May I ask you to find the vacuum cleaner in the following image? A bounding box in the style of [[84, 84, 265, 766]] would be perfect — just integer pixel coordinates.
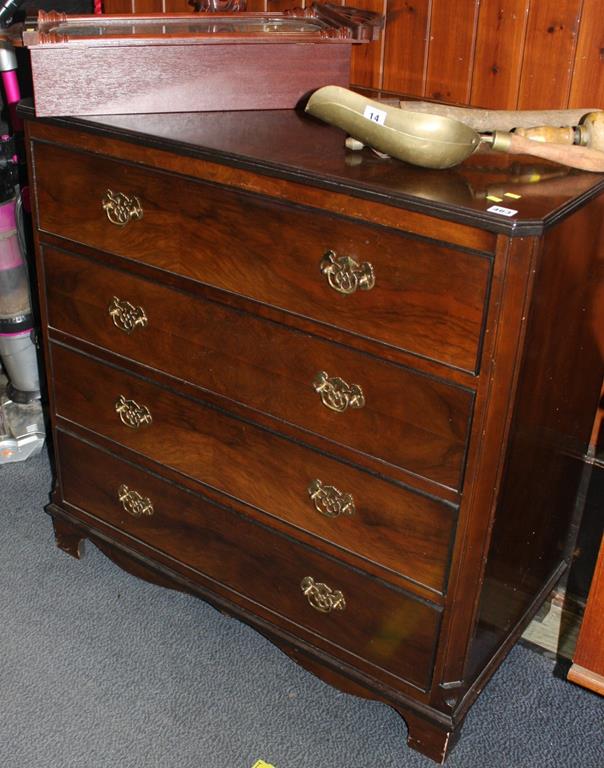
[[0, 140, 45, 463], [0, 3, 45, 463]]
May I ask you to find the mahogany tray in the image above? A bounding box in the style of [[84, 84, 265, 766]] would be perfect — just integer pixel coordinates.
[[14, 6, 382, 116]]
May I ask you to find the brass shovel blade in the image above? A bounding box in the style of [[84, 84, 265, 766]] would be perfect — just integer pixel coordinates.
[[306, 86, 481, 169]]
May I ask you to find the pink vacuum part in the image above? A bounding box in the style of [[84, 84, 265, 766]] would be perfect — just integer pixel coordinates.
[[0, 198, 21, 271], [0, 329, 31, 338], [0, 237, 21, 270], [1, 69, 22, 131], [0, 197, 17, 231]]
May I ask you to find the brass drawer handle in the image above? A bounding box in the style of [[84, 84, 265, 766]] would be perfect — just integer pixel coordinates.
[[115, 394, 153, 429], [313, 371, 365, 412], [102, 189, 143, 227], [108, 296, 148, 334], [117, 484, 154, 518], [301, 576, 346, 614], [308, 479, 355, 518], [320, 250, 375, 295]]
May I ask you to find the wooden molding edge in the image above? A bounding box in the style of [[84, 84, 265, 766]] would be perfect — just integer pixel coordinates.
[[567, 663, 604, 696]]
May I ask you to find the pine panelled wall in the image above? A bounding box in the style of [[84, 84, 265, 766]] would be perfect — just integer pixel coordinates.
[[102, 0, 603, 109]]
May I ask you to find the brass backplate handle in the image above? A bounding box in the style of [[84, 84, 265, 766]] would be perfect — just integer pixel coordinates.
[[102, 189, 143, 227], [320, 250, 375, 295], [301, 576, 346, 613], [313, 371, 365, 412], [308, 479, 355, 518], [117, 484, 154, 518], [108, 296, 148, 334], [115, 394, 153, 429]]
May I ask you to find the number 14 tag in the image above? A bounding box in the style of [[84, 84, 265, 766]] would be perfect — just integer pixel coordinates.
[[363, 105, 387, 125]]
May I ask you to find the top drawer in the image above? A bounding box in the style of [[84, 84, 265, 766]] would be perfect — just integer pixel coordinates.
[[33, 142, 492, 373]]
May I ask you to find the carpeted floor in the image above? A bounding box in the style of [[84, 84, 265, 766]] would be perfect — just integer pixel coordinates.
[[1, 448, 603, 768]]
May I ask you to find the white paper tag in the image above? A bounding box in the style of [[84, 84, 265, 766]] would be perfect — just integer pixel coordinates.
[[487, 204, 518, 217], [363, 105, 387, 125]]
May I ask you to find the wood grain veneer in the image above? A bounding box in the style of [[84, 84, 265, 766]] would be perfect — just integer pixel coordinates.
[[34, 143, 492, 373], [50, 342, 457, 594], [44, 248, 474, 489], [56, 429, 443, 692]]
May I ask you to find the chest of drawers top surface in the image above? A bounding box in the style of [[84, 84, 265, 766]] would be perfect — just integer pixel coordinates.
[[22, 98, 604, 237]]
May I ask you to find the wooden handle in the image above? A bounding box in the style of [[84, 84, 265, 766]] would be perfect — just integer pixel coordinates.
[[581, 112, 604, 151], [514, 125, 576, 145], [514, 112, 604, 151], [492, 132, 604, 172]]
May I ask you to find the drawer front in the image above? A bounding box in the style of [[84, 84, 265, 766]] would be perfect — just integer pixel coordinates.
[[56, 429, 442, 691], [44, 247, 473, 489], [51, 343, 456, 594], [34, 142, 491, 372]]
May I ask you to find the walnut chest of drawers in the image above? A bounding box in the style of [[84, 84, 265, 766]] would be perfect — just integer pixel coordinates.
[[22, 102, 604, 762]]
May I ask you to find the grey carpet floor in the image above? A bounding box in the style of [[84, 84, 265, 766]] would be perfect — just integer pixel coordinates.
[[1, 449, 603, 768]]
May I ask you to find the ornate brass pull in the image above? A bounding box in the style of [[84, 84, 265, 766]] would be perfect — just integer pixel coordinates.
[[300, 576, 346, 614], [320, 250, 375, 295], [102, 189, 143, 227], [117, 484, 154, 518], [108, 296, 148, 334], [308, 479, 355, 518], [115, 394, 152, 429], [313, 371, 365, 412]]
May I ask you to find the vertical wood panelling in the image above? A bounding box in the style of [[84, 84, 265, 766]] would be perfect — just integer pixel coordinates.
[[382, 0, 430, 94], [131, 0, 165, 11], [101, 0, 604, 110], [470, 0, 530, 109], [569, 0, 604, 108], [266, 0, 296, 11], [164, 0, 187, 11], [516, 0, 581, 109], [423, 0, 481, 103], [102, 0, 136, 10], [349, 0, 387, 88]]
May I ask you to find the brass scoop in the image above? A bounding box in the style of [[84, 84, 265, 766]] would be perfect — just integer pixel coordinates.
[[305, 87, 604, 172]]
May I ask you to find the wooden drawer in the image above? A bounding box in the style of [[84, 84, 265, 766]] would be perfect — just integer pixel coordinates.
[[56, 429, 442, 691], [51, 343, 456, 595], [34, 142, 492, 372], [43, 247, 473, 489]]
